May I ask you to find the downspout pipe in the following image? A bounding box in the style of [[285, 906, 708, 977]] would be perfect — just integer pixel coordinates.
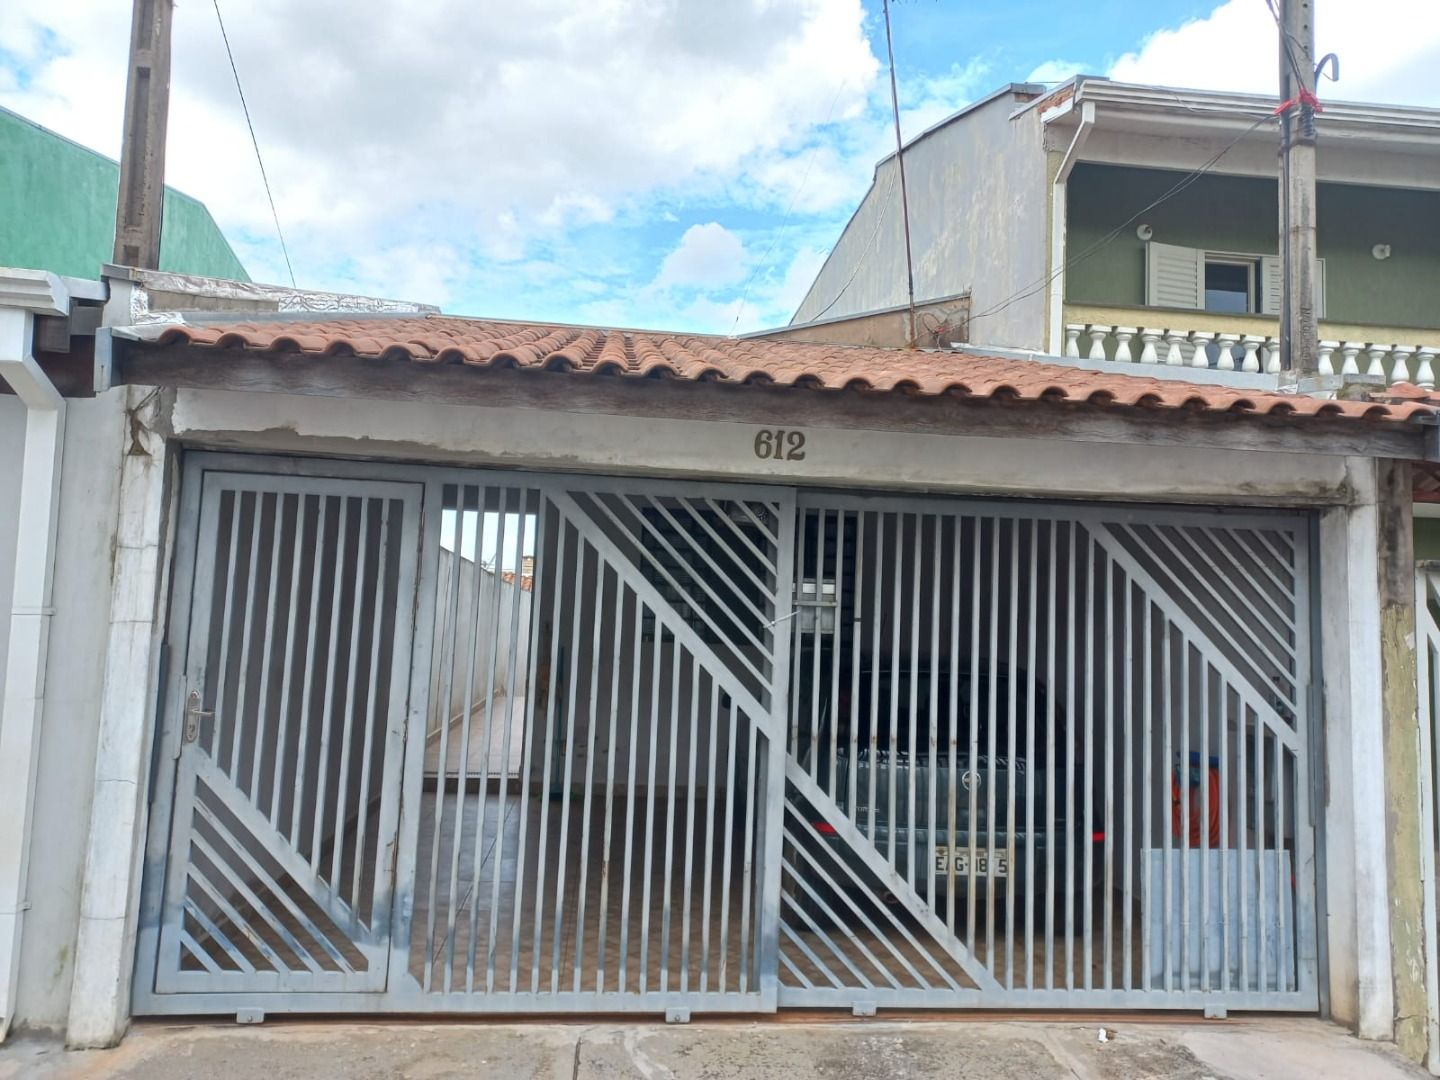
[[0, 271, 70, 1041], [1047, 100, 1096, 354]]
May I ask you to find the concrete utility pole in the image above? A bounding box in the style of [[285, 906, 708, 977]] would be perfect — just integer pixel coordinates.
[[113, 0, 175, 270], [1278, 0, 1320, 377]]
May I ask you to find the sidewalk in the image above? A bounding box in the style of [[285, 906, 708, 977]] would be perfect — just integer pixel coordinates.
[[0, 1015, 1429, 1080]]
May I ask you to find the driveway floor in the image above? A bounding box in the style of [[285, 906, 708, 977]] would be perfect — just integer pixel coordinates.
[[0, 1015, 1429, 1079]]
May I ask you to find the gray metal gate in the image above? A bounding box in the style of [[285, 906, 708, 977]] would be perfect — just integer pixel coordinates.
[[779, 494, 1318, 1012], [135, 455, 1316, 1017]]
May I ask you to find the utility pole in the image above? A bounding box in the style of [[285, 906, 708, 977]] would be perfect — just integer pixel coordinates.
[[113, 0, 175, 269], [1277, 0, 1319, 377], [881, 0, 918, 349]]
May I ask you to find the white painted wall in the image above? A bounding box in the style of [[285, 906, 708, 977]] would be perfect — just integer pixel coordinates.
[[0, 397, 22, 729], [4, 392, 124, 1032]]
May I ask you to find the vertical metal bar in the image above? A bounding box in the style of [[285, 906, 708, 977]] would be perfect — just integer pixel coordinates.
[[1162, 620, 1174, 993], [849, 514, 865, 828], [869, 513, 884, 843], [229, 489, 265, 776], [592, 569, 625, 993], [699, 680, 720, 991], [1103, 543, 1114, 991], [1142, 595, 1153, 992], [909, 511, 921, 895], [290, 496, 327, 845], [1220, 680, 1231, 993], [549, 526, 589, 993], [312, 496, 352, 875], [1257, 706, 1268, 995], [250, 492, 284, 799], [616, 580, 644, 993], [529, 509, 568, 992], [659, 638, 682, 992], [329, 498, 371, 891], [511, 495, 549, 992], [570, 552, 608, 992], [968, 517, 983, 960], [637, 613, 662, 995], [890, 513, 902, 870], [1199, 659, 1211, 993], [1064, 521, 1077, 991], [1238, 697, 1250, 993], [717, 696, 739, 993], [809, 509, 824, 783], [1180, 640, 1192, 993], [209, 491, 243, 762], [948, 514, 961, 938], [489, 494, 531, 993], [832, 510, 845, 801], [456, 489, 493, 992], [1005, 517, 1019, 989], [928, 513, 941, 915], [738, 715, 758, 995], [1122, 577, 1135, 992], [1082, 529, 1095, 990], [1025, 519, 1038, 990], [792, 509, 808, 757], [271, 493, 305, 825], [1046, 520, 1058, 990], [986, 517, 1001, 976], [1277, 734, 1289, 993], [351, 498, 393, 907], [679, 658, 701, 993]]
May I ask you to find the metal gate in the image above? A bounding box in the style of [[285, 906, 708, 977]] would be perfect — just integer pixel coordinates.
[[778, 495, 1318, 1011], [135, 455, 1316, 1017], [1416, 564, 1440, 1074]]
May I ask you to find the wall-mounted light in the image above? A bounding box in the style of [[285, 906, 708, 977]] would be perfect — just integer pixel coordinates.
[[1373, 244, 1392, 260], [1137, 224, 1154, 241]]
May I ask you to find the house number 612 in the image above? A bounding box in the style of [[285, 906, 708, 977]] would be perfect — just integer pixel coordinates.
[[753, 428, 807, 461]]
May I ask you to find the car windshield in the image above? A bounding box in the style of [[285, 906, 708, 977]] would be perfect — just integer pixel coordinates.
[[830, 666, 1060, 765]]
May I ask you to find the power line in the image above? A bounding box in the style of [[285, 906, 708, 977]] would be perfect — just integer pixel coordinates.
[[966, 111, 1274, 327], [804, 168, 900, 323], [212, 0, 296, 287]]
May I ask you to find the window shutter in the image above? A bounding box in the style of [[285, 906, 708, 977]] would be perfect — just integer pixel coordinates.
[[1261, 255, 1326, 318], [1145, 242, 1203, 309]]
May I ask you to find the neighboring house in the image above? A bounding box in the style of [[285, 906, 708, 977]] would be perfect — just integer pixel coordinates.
[[783, 76, 1440, 384], [0, 105, 248, 282], [0, 263, 1437, 1071]]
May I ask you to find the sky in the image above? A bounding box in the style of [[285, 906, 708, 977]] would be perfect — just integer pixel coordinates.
[[1, 1, 1437, 333]]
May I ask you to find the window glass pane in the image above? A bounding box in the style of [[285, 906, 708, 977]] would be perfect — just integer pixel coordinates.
[[1204, 260, 1251, 313]]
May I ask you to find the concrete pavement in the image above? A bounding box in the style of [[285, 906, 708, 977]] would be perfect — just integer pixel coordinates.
[[0, 1016, 1430, 1079]]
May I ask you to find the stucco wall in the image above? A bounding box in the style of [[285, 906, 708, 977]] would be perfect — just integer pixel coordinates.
[[790, 90, 1050, 351], [7, 392, 126, 1031], [0, 108, 249, 282], [0, 397, 23, 718], [1065, 163, 1440, 330]]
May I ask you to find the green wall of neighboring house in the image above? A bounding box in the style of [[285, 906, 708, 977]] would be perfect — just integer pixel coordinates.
[[1065, 163, 1440, 330], [0, 106, 248, 282], [1418, 518, 1440, 561]]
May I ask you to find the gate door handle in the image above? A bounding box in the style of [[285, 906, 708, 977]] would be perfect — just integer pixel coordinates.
[[184, 689, 213, 744]]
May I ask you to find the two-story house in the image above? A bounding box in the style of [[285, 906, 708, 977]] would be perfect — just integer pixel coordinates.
[[782, 77, 1440, 385]]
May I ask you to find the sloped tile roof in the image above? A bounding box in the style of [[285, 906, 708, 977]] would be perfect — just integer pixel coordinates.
[[145, 315, 1437, 424]]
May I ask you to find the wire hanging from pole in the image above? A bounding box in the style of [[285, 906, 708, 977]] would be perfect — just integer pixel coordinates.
[[882, 0, 918, 349], [212, 0, 296, 287]]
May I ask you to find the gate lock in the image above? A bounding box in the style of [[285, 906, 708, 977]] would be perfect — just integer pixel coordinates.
[[184, 689, 213, 744]]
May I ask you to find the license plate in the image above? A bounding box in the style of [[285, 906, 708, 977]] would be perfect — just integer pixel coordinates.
[[935, 847, 1008, 878]]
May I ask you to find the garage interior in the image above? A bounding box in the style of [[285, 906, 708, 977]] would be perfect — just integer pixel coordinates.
[[140, 462, 1318, 1015]]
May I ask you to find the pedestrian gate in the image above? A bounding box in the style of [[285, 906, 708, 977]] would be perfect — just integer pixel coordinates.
[[134, 455, 1318, 1017]]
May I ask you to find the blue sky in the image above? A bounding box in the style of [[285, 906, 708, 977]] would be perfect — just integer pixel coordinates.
[[2, 0, 1436, 333]]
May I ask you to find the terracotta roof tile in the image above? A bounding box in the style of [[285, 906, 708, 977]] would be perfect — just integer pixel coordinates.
[[146, 315, 1438, 425]]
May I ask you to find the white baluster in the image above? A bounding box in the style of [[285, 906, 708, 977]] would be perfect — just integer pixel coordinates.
[[1340, 341, 1362, 375], [1113, 326, 1136, 363], [1087, 324, 1110, 361], [1417, 347, 1438, 390], [1317, 340, 1338, 377], [1163, 330, 1186, 365], [1240, 335, 1264, 373], [1215, 332, 1240, 372], [1138, 328, 1161, 364], [1265, 336, 1282, 374], [1366, 344, 1388, 379], [1064, 324, 1083, 358], [1189, 331, 1215, 368], [1391, 346, 1414, 386]]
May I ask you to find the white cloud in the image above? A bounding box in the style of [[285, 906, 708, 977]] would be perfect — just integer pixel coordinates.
[[1108, 0, 1440, 106], [1026, 59, 1084, 86], [654, 223, 747, 290]]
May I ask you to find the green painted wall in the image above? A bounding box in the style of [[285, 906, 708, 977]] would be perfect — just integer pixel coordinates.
[[1066, 163, 1440, 329], [1416, 518, 1440, 560], [0, 106, 248, 282]]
